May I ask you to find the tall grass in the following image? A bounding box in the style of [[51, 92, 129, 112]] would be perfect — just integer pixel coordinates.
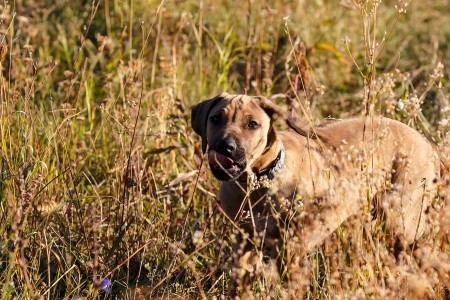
[[0, 0, 448, 298]]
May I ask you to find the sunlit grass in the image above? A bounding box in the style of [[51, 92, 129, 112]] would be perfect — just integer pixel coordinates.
[[0, 0, 449, 298]]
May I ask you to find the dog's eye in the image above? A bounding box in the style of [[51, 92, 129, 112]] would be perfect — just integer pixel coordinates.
[[209, 115, 221, 124], [247, 120, 260, 129]]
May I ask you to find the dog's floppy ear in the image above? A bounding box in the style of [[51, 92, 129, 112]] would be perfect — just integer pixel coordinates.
[[256, 96, 309, 137], [191, 95, 222, 153]]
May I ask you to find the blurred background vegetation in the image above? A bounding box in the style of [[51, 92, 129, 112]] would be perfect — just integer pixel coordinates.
[[0, 0, 449, 298]]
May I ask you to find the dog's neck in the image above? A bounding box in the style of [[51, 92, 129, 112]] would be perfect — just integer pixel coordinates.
[[254, 144, 285, 180], [252, 137, 283, 171], [234, 139, 284, 186]]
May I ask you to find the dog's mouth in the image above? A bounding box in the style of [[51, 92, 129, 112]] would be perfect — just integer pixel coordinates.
[[208, 150, 235, 167], [208, 150, 245, 181]]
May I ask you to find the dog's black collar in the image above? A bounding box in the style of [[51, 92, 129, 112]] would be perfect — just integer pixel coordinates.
[[234, 145, 285, 188], [255, 144, 285, 181]]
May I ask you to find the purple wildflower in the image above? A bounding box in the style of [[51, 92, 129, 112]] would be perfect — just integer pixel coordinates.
[[100, 278, 111, 293]]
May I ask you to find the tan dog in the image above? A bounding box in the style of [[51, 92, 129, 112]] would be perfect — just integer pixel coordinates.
[[191, 93, 441, 296]]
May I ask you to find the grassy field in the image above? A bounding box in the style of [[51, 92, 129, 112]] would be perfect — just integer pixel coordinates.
[[0, 0, 449, 298]]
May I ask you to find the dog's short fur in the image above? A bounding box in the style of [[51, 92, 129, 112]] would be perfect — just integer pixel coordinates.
[[191, 93, 441, 296]]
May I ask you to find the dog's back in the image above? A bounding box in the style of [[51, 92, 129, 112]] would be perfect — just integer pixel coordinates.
[[313, 116, 440, 243]]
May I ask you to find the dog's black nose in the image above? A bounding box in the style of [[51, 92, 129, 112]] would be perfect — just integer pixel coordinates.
[[216, 137, 237, 155]]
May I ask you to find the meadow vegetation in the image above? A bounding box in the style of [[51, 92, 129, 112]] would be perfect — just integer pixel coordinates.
[[0, 0, 449, 298]]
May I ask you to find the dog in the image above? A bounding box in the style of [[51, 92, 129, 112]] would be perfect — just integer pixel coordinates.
[[191, 92, 441, 296]]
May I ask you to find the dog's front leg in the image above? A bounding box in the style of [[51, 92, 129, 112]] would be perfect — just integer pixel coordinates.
[[229, 245, 283, 299], [228, 236, 257, 299], [228, 229, 279, 298], [299, 187, 362, 253], [229, 251, 256, 298]]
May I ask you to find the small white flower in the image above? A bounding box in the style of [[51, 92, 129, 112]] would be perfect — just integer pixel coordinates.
[[343, 36, 351, 45], [409, 96, 419, 104], [439, 119, 449, 126], [192, 230, 203, 246], [396, 99, 405, 110]]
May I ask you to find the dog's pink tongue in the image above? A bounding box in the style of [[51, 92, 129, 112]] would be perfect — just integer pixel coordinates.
[[208, 150, 234, 167]]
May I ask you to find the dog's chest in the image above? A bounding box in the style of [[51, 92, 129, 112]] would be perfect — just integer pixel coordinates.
[[219, 181, 300, 223]]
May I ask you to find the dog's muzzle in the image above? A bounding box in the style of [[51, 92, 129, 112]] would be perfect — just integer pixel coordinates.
[[208, 137, 246, 181]]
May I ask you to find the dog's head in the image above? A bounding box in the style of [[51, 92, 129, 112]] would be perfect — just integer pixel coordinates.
[[191, 93, 305, 181]]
